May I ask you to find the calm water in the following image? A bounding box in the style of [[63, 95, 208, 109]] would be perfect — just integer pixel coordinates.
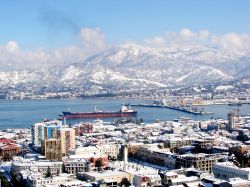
[[0, 98, 250, 129]]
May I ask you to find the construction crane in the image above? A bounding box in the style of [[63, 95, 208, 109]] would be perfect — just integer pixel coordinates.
[[227, 106, 241, 126], [227, 107, 240, 117]]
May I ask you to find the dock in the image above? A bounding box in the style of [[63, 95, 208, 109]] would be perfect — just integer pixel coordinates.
[[127, 103, 214, 115]]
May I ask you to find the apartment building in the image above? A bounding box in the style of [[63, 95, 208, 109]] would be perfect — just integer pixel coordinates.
[[213, 162, 250, 180], [176, 153, 221, 172]]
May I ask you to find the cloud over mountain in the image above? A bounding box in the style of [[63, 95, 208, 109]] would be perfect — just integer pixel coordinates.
[[0, 28, 250, 74], [0, 28, 108, 71], [1, 34, 250, 94]]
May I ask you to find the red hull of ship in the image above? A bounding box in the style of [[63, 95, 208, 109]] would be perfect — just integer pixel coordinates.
[[62, 112, 137, 119]]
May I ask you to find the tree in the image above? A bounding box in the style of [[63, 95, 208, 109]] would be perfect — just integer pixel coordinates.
[[230, 146, 249, 167], [0, 172, 11, 187], [10, 170, 23, 187], [95, 158, 104, 171], [45, 166, 52, 178], [120, 177, 131, 187]]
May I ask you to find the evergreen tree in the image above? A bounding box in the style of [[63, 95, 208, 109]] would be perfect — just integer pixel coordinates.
[[95, 158, 104, 171], [45, 166, 52, 178], [0, 172, 11, 187], [120, 177, 131, 187]]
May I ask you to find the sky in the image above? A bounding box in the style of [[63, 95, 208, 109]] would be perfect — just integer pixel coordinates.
[[0, 0, 250, 70]]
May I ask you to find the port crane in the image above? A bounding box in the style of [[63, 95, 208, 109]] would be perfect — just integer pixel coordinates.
[[227, 107, 240, 117], [227, 106, 241, 126]]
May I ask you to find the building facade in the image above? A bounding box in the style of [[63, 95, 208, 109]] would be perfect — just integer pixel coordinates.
[[176, 153, 223, 172], [63, 156, 90, 174], [12, 157, 63, 177], [213, 162, 250, 181]]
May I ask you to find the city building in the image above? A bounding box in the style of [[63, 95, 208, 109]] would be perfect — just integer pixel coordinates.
[[137, 145, 176, 168], [31, 120, 62, 146], [164, 138, 194, 150], [127, 142, 144, 157], [44, 124, 61, 139], [68, 146, 109, 168], [42, 138, 63, 161], [77, 170, 132, 187], [213, 162, 250, 181], [26, 173, 77, 187], [0, 139, 22, 159], [40, 125, 75, 161], [133, 174, 162, 187], [31, 122, 45, 146], [192, 139, 214, 150], [74, 123, 93, 136], [97, 144, 119, 160], [175, 153, 222, 172], [58, 127, 76, 154], [63, 155, 90, 174], [12, 157, 63, 177]]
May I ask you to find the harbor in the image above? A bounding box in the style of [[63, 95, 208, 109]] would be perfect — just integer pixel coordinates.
[[126, 103, 214, 115], [1, 98, 250, 129]]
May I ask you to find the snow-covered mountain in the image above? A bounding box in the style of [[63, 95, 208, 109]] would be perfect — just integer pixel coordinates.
[[1, 43, 250, 93]]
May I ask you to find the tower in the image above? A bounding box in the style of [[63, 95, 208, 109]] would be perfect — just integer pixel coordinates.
[[123, 144, 128, 172], [228, 112, 235, 131]]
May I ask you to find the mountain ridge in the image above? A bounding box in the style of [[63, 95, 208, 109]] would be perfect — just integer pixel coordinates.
[[1, 43, 250, 94]]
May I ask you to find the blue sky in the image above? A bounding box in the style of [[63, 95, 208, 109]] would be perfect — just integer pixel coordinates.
[[0, 0, 250, 49]]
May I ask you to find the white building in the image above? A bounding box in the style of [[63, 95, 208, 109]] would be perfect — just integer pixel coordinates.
[[133, 174, 162, 187], [213, 162, 250, 181], [12, 157, 63, 177], [97, 144, 119, 159], [31, 122, 45, 146], [26, 173, 76, 187], [77, 170, 131, 187], [68, 146, 101, 156], [62, 155, 90, 174]]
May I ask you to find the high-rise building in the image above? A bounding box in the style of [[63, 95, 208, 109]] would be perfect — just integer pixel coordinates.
[[44, 125, 61, 139], [31, 122, 46, 146], [58, 127, 75, 154], [32, 120, 75, 161], [42, 127, 75, 161], [42, 139, 63, 161], [31, 120, 62, 146]]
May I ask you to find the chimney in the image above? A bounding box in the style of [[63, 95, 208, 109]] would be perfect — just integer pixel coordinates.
[[124, 144, 128, 172]]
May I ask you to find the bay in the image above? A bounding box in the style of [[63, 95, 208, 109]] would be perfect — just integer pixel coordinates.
[[0, 98, 250, 129]]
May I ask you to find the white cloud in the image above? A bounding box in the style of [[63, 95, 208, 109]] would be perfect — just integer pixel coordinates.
[[199, 30, 210, 39], [143, 28, 250, 54], [1, 27, 250, 71], [144, 36, 166, 47], [5, 41, 19, 52], [212, 33, 250, 52], [79, 28, 108, 51], [180, 28, 195, 38], [0, 28, 109, 71]]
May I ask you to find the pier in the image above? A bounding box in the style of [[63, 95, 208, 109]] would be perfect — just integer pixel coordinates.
[[127, 103, 214, 115]]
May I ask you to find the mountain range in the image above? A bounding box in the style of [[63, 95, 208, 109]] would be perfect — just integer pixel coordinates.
[[1, 43, 250, 94]]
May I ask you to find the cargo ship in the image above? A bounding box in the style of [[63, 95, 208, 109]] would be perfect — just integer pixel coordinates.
[[60, 105, 137, 119]]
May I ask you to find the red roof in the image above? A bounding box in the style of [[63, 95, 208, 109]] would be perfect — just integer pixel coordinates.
[[0, 138, 16, 144], [0, 143, 20, 150]]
